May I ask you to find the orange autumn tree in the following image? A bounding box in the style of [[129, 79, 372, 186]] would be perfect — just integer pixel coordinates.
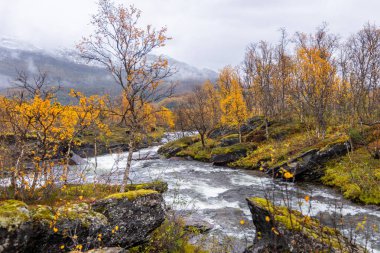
[[218, 67, 248, 143], [292, 26, 339, 138], [295, 48, 338, 137], [77, 0, 174, 191]]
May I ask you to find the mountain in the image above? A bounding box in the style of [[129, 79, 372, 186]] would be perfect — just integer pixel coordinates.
[[0, 37, 217, 101]]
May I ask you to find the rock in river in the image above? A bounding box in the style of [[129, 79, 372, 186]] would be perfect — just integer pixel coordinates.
[[244, 197, 365, 253]]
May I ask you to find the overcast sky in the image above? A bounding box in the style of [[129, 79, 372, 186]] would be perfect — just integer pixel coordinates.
[[0, 0, 379, 70]]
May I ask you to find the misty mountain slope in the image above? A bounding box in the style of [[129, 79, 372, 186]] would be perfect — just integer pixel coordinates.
[[0, 37, 217, 100]]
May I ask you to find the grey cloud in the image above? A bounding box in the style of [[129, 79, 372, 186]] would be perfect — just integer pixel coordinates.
[[0, 0, 379, 70]]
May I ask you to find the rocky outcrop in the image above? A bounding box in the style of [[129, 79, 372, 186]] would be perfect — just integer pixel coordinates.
[[211, 150, 248, 166], [244, 197, 365, 253], [208, 117, 265, 140], [211, 143, 255, 166], [0, 190, 165, 253], [158, 136, 197, 158], [240, 117, 266, 135], [207, 126, 236, 139], [267, 141, 351, 181]]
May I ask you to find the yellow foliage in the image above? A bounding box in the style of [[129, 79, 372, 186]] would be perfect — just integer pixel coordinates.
[[217, 67, 248, 132]]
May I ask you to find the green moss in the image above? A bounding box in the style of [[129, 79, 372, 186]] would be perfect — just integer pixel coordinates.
[[220, 134, 239, 141], [131, 181, 168, 193], [30, 205, 54, 221], [0, 200, 30, 230], [158, 136, 199, 158], [322, 147, 380, 205], [233, 125, 349, 171], [176, 139, 220, 161], [104, 189, 158, 201]]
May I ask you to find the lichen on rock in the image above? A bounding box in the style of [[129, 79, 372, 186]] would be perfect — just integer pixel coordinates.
[[0, 200, 30, 230], [57, 202, 108, 228]]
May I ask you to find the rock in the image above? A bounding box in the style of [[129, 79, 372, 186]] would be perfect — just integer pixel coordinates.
[[220, 135, 240, 147], [240, 116, 265, 135], [69, 153, 88, 165], [92, 191, 165, 248], [158, 136, 197, 158], [184, 216, 214, 234], [0, 190, 165, 253], [244, 197, 365, 253], [0, 200, 32, 253], [208, 127, 236, 139], [211, 143, 254, 166], [267, 141, 351, 181], [211, 150, 248, 166]]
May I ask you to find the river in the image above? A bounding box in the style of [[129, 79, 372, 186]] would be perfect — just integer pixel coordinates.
[[83, 133, 380, 252]]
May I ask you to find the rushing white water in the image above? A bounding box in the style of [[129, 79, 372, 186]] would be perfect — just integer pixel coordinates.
[[83, 133, 380, 252]]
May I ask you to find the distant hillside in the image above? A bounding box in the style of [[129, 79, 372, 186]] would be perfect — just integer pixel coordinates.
[[0, 37, 217, 102]]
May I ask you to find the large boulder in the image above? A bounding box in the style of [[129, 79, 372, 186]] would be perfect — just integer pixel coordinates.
[[0, 190, 165, 253], [92, 191, 165, 248], [267, 141, 351, 181], [244, 197, 365, 253]]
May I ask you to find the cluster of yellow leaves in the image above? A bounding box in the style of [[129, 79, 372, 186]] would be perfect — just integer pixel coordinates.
[[156, 107, 175, 129], [218, 67, 248, 129]]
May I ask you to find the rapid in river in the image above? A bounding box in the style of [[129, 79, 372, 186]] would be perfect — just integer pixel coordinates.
[[82, 133, 380, 252]]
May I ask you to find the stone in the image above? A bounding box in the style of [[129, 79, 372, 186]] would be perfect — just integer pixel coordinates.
[[0, 190, 165, 253], [244, 197, 365, 253], [211, 150, 248, 166], [267, 141, 351, 181]]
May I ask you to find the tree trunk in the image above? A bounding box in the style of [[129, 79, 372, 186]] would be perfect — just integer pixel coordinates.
[[12, 148, 24, 198], [264, 118, 269, 140], [200, 133, 206, 148], [121, 136, 134, 192], [238, 126, 242, 143]]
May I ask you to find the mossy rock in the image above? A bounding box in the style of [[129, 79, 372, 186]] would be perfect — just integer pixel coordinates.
[[125, 181, 168, 193], [30, 205, 54, 222], [247, 197, 365, 253], [211, 143, 255, 156], [104, 189, 158, 201], [158, 136, 198, 157], [0, 200, 30, 230], [57, 202, 108, 228]]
